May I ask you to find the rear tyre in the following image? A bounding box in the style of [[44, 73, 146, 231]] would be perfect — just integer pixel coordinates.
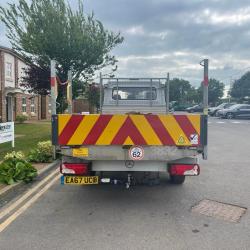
[[210, 111, 215, 116], [169, 175, 185, 184], [226, 112, 234, 119], [214, 111, 219, 117]]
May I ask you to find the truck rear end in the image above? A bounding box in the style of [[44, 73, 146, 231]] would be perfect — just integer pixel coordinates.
[[52, 74, 208, 188]]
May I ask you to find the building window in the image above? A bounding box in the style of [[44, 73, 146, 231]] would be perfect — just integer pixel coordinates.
[[22, 97, 26, 113], [6, 62, 12, 77], [31, 97, 35, 113], [48, 98, 51, 113]]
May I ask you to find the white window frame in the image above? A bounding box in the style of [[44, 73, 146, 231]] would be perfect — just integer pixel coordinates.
[[48, 98, 52, 113], [31, 97, 35, 114], [6, 62, 12, 78], [22, 97, 27, 113]]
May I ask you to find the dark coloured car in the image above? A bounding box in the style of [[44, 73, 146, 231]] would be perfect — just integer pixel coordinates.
[[217, 104, 250, 119], [186, 104, 203, 113], [170, 102, 190, 111], [208, 103, 236, 116]]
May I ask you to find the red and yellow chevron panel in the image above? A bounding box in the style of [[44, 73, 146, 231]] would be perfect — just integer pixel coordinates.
[[57, 114, 202, 146]]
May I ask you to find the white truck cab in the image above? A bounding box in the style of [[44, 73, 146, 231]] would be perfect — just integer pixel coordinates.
[[102, 79, 167, 114]]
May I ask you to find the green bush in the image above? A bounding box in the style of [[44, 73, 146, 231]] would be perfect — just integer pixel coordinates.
[[0, 158, 37, 185], [15, 114, 28, 123], [27, 140, 53, 163]]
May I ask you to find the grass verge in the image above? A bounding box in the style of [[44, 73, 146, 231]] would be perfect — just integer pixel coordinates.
[[0, 122, 51, 159]]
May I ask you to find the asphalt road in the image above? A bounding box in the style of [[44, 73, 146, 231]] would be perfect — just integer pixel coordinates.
[[0, 117, 250, 250]]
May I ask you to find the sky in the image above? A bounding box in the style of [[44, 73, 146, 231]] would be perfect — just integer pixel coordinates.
[[1, 0, 250, 88]]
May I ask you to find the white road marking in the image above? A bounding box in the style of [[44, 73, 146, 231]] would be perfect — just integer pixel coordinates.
[[0, 168, 58, 221], [208, 117, 250, 124], [0, 174, 60, 233]]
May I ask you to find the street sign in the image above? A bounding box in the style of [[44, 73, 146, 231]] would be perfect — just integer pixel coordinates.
[[0, 122, 14, 147]]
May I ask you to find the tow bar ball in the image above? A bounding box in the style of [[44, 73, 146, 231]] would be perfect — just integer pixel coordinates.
[[126, 173, 132, 189]]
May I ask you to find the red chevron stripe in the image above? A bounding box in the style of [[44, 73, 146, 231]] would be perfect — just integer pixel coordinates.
[[146, 115, 175, 145], [111, 116, 146, 145], [83, 115, 112, 145], [174, 115, 200, 145], [59, 115, 84, 145]]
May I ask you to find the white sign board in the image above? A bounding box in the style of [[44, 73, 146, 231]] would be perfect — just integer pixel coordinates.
[[0, 122, 15, 147]]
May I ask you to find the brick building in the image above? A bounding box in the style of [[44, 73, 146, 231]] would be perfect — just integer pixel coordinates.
[[0, 46, 51, 122]]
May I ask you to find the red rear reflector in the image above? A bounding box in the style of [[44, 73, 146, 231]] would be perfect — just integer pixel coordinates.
[[60, 163, 88, 175], [169, 164, 200, 176]]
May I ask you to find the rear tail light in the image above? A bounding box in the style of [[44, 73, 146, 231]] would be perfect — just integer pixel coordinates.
[[60, 163, 89, 175], [169, 164, 200, 176]]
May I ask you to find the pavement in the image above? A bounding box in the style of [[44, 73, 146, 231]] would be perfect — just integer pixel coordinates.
[[0, 116, 250, 250]]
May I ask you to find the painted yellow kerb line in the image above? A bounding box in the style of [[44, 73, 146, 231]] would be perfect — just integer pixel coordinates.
[[0, 174, 60, 233], [0, 168, 58, 221]]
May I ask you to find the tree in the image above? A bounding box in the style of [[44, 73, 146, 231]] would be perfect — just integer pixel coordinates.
[[87, 83, 100, 110], [187, 86, 200, 104], [198, 78, 224, 105], [20, 64, 50, 95], [230, 71, 250, 100], [0, 0, 123, 94], [169, 78, 198, 103]]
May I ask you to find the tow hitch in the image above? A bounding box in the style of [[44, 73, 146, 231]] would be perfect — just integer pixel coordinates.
[[100, 172, 136, 189]]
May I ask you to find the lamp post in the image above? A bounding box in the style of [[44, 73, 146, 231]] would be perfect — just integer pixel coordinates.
[[200, 59, 209, 115], [200, 59, 208, 160], [165, 72, 170, 113]]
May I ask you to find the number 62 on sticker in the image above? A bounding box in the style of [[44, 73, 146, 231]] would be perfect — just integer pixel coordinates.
[[129, 146, 144, 160]]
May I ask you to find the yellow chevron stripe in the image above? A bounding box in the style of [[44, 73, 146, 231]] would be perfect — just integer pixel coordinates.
[[123, 136, 134, 145], [58, 115, 71, 135], [67, 115, 99, 145], [130, 115, 162, 145], [158, 115, 191, 146], [96, 115, 127, 145], [187, 115, 201, 135], [58, 114, 201, 146]]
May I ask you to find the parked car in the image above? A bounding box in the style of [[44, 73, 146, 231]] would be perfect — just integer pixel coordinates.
[[170, 102, 190, 111], [217, 104, 250, 119], [186, 104, 203, 113], [208, 103, 236, 116]]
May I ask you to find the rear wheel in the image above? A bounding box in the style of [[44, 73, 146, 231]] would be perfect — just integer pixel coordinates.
[[226, 112, 234, 119], [169, 175, 185, 184], [214, 110, 219, 117]]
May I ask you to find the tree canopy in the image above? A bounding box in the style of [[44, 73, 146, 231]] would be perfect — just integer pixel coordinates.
[[198, 78, 224, 105], [169, 78, 199, 104], [230, 71, 250, 99], [169, 78, 224, 106], [0, 0, 123, 94]]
